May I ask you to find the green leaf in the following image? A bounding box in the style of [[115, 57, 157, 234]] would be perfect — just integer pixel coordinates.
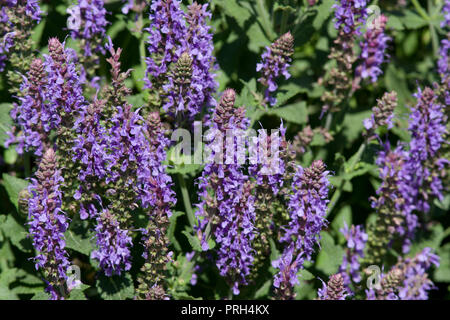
[[213, 0, 251, 29], [68, 284, 90, 300], [268, 102, 308, 125], [182, 230, 202, 252], [31, 291, 51, 300], [315, 232, 344, 275], [341, 110, 372, 144], [3, 146, 18, 165], [65, 225, 95, 256], [0, 104, 14, 145], [273, 83, 303, 108], [401, 10, 428, 29], [312, 0, 334, 30], [410, 224, 446, 254], [435, 244, 450, 282], [298, 269, 315, 281], [386, 15, 404, 30], [2, 174, 28, 211], [168, 211, 184, 251], [254, 280, 271, 299], [96, 273, 134, 300], [0, 215, 32, 253], [331, 205, 352, 240], [0, 286, 18, 300], [246, 21, 271, 53]]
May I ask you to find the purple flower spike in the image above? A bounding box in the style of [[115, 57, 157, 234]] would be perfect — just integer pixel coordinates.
[[67, 0, 108, 57], [195, 89, 256, 295], [438, 1, 450, 76], [28, 148, 70, 300], [145, 0, 187, 88], [6, 58, 49, 156], [274, 160, 332, 299], [339, 223, 368, 287], [333, 0, 368, 35], [257, 32, 294, 106], [356, 14, 391, 83], [318, 273, 349, 300], [91, 209, 133, 276]]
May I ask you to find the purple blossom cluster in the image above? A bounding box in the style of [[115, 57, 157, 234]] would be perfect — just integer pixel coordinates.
[[248, 124, 287, 195], [6, 38, 86, 156], [356, 14, 391, 83], [256, 32, 294, 106], [339, 223, 368, 286], [91, 209, 133, 276], [333, 0, 368, 35], [43, 38, 86, 127], [163, 3, 217, 119], [67, 0, 108, 57], [145, 0, 187, 84], [363, 91, 397, 132], [273, 160, 331, 298], [438, 1, 450, 76], [73, 41, 176, 278], [0, 0, 42, 71], [27, 148, 70, 300], [399, 87, 447, 251], [366, 248, 440, 300], [145, 0, 217, 120], [7, 58, 48, 156], [72, 99, 111, 192], [195, 89, 256, 295], [317, 273, 349, 300]]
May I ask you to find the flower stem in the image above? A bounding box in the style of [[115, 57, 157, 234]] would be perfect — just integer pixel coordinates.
[[177, 173, 195, 229], [327, 141, 367, 216]]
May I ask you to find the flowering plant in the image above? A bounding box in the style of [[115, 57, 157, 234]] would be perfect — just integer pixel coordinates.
[[0, 0, 448, 300]]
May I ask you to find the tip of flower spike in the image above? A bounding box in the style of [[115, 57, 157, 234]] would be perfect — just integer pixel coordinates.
[[43, 148, 56, 163], [147, 111, 161, 127], [220, 88, 236, 107], [272, 32, 294, 58], [30, 58, 44, 70], [48, 37, 63, 55]]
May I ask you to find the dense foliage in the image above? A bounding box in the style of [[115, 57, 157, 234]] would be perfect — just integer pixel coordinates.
[[0, 0, 449, 300]]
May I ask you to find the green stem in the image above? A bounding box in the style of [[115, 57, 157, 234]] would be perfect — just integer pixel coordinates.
[[139, 13, 147, 79], [256, 0, 275, 40], [24, 153, 31, 178], [411, 0, 429, 21], [327, 142, 367, 216], [324, 112, 333, 131], [177, 173, 195, 229], [280, 9, 289, 34]]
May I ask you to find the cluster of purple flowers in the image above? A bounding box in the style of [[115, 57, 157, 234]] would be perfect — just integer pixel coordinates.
[[317, 273, 349, 300], [195, 89, 256, 295], [145, 0, 217, 120], [67, 0, 108, 57], [256, 32, 294, 106], [274, 160, 331, 299], [356, 14, 391, 83], [399, 87, 447, 251], [27, 148, 70, 299], [438, 1, 450, 76], [366, 248, 440, 300], [7, 58, 48, 156], [0, 0, 42, 71], [248, 124, 287, 195], [363, 91, 397, 132], [91, 209, 133, 276], [6, 38, 86, 156], [339, 223, 368, 286], [333, 0, 368, 35]]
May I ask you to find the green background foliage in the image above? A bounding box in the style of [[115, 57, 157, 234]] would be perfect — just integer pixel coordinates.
[[0, 0, 449, 299]]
